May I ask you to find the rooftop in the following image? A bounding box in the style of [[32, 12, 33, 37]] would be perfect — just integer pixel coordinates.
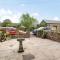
[[44, 20, 60, 24]]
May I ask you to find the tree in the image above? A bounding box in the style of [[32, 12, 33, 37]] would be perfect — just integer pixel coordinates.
[[2, 19, 12, 27], [0, 21, 2, 27], [40, 20, 47, 27], [20, 13, 37, 31]]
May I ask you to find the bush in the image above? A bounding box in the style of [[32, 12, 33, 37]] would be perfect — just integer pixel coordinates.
[[42, 31, 47, 38], [36, 30, 43, 37], [36, 30, 47, 38]]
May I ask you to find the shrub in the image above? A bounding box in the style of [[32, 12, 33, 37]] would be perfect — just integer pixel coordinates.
[[37, 30, 47, 38], [42, 31, 47, 38], [36, 30, 43, 37]]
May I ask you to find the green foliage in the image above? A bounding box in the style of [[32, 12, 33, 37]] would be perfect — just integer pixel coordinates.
[[42, 31, 47, 38], [40, 20, 47, 27], [36, 24, 40, 28], [11, 23, 19, 28], [20, 13, 37, 31], [37, 30, 47, 38], [2, 19, 12, 27], [37, 30, 43, 37]]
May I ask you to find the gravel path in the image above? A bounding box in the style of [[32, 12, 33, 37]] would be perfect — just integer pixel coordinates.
[[23, 37, 60, 60], [0, 36, 60, 60], [0, 39, 22, 60]]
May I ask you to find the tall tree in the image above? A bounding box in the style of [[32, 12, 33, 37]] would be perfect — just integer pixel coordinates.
[[20, 13, 37, 31], [40, 20, 47, 27], [2, 19, 12, 27]]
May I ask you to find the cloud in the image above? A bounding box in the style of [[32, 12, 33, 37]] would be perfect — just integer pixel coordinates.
[[7, 10, 12, 15], [20, 4, 25, 7], [0, 8, 13, 16], [0, 9, 40, 23], [0, 8, 21, 23], [31, 12, 40, 19], [53, 17, 59, 20], [32, 12, 39, 16]]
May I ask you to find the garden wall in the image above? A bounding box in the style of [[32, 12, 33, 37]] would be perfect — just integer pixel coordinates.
[[36, 30, 60, 42], [47, 32, 60, 42]]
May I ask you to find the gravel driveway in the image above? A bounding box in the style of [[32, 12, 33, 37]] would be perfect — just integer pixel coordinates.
[[0, 36, 60, 60]]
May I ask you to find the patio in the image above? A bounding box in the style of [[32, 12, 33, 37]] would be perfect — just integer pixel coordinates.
[[0, 36, 60, 60]]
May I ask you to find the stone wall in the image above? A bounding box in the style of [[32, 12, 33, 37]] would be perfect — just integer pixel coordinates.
[[47, 31, 60, 42]]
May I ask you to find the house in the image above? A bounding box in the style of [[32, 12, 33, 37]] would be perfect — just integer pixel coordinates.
[[40, 20, 60, 32]]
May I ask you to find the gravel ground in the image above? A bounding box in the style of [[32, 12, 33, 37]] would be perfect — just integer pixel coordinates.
[[0, 39, 22, 60], [0, 36, 60, 60]]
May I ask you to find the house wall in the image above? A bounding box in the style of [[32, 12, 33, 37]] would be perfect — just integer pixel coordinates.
[[47, 23, 60, 33]]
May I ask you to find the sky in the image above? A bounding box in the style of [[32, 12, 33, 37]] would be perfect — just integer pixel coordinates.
[[0, 0, 60, 23]]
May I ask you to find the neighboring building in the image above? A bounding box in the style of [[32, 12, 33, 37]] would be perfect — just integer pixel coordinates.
[[40, 20, 60, 32]]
